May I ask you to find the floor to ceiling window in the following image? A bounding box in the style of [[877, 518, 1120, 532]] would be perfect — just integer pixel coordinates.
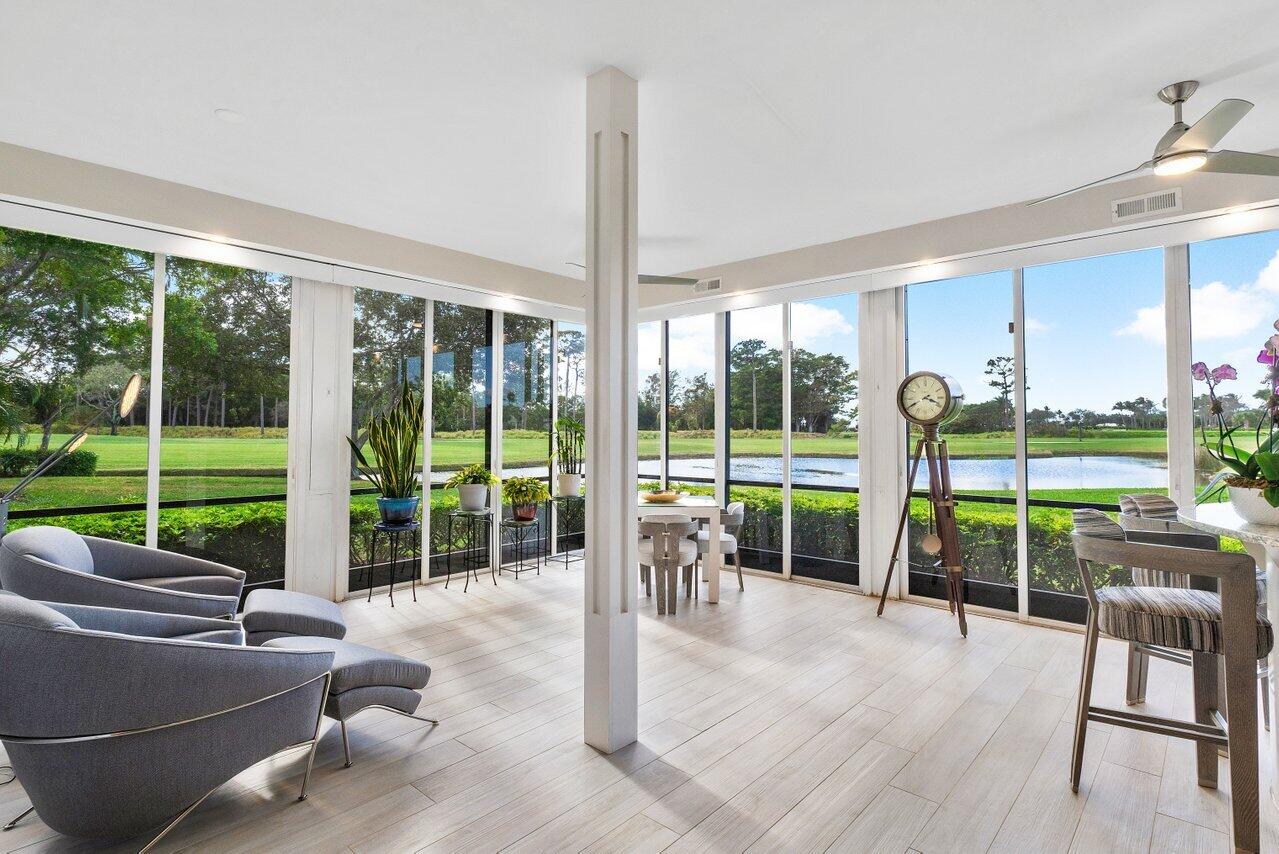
[[790, 294, 860, 585], [637, 320, 663, 485], [1188, 229, 1279, 494], [906, 271, 1018, 613], [1025, 249, 1166, 622], [429, 301, 492, 577], [727, 305, 784, 572], [347, 289, 425, 592], [555, 321, 586, 551], [159, 257, 291, 592], [501, 312, 552, 559], [666, 314, 716, 488], [0, 227, 153, 540]]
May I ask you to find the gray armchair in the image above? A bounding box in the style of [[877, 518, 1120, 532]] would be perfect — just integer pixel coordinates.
[[0, 525, 245, 618], [0, 592, 333, 850]]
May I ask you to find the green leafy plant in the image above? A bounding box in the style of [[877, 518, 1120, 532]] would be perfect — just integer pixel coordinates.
[[641, 480, 666, 493], [346, 382, 424, 499], [444, 463, 498, 488], [1193, 350, 1279, 506], [555, 417, 584, 475], [0, 448, 98, 478], [502, 475, 550, 507]]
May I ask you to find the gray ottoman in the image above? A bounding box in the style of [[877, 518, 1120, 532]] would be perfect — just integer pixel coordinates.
[[262, 636, 434, 767], [241, 589, 346, 646]]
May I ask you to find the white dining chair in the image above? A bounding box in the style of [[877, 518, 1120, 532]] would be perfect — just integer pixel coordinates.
[[639, 514, 698, 615], [694, 502, 746, 593]]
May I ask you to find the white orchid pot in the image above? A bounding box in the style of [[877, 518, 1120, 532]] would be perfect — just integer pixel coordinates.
[[456, 483, 489, 512], [556, 473, 582, 497], [1228, 485, 1279, 526]]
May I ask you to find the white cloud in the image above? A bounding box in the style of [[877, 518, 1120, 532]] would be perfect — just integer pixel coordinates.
[[791, 302, 854, 349], [1023, 316, 1050, 334], [1117, 248, 1279, 343]]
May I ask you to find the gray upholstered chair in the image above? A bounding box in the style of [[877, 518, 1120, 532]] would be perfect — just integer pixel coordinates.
[[695, 501, 746, 592], [638, 515, 698, 615], [1116, 494, 1270, 726], [0, 525, 245, 618], [0, 592, 333, 851]]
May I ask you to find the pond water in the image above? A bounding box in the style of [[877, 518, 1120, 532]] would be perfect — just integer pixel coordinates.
[[649, 454, 1169, 491]]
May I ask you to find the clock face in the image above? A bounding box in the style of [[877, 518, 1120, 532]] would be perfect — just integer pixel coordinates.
[[897, 371, 963, 426]]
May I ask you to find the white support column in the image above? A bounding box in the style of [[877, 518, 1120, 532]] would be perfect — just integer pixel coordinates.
[[659, 321, 669, 489], [549, 320, 560, 556], [490, 310, 505, 566], [583, 64, 639, 754], [145, 253, 166, 549], [285, 278, 354, 600], [1012, 270, 1030, 621], [714, 311, 728, 506], [859, 287, 906, 598], [781, 303, 793, 579], [422, 299, 434, 580], [1165, 244, 1195, 510]]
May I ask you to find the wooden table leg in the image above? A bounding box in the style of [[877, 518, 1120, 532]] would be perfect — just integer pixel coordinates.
[[707, 510, 722, 604], [1221, 571, 1261, 852]]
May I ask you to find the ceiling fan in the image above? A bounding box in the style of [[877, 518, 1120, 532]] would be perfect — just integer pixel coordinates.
[[1029, 80, 1279, 206], [564, 261, 698, 286]]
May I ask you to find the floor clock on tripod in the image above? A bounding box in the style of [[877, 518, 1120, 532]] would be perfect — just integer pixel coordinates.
[[876, 370, 969, 637]]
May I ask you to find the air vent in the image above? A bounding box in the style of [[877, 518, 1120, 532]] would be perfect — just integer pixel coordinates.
[[694, 277, 722, 294], [1111, 188, 1182, 223]]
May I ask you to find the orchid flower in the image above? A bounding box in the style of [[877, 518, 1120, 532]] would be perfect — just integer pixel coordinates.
[[1191, 361, 1209, 381], [1210, 364, 1237, 382]]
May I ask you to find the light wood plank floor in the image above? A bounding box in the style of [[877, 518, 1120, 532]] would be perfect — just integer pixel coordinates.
[[4, 564, 1279, 853]]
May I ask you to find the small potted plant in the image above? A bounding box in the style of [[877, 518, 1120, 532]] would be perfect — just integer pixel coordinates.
[[445, 463, 498, 512], [503, 475, 550, 521], [555, 417, 584, 497], [347, 381, 424, 524], [1194, 324, 1279, 524]]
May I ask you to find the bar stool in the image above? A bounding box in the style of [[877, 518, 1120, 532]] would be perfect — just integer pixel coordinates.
[[1070, 509, 1271, 853], [1117, 494, 1270, 727], [639, 515, 698, 615]]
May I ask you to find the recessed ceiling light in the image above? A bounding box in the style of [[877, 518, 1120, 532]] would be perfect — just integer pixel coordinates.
[[213, 108, 245, 124]]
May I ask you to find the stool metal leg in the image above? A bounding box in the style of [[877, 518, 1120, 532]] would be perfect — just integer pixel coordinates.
[[341, 720, 353, 768]]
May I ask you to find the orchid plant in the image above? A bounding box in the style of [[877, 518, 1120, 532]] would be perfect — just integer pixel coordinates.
[[1195, 320, 1279, 506]]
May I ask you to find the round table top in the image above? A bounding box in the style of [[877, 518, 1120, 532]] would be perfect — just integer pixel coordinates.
[[1178, 502, 1279, 547]]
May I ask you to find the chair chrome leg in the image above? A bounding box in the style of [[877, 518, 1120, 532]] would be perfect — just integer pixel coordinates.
[[2, 806, 34, 831], [337, 707, 439, 768], [298, 671, 333, 801], [138, 789, 216, 854], [341, 720, 353, 768]]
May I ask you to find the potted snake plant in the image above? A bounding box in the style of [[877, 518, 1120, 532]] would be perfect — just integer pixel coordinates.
[[347, 381, 424, 525], [503, 475, 550, 521], [445, 463, 498, 512], [555, 417, 584, 497]]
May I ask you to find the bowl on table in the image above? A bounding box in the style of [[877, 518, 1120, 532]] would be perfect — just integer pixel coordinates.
[[642, 491, 686, 503]]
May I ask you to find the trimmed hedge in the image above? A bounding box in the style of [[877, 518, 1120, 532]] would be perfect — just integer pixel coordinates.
[[0, 448, 99, 477], [10, 482, 1151, 599]]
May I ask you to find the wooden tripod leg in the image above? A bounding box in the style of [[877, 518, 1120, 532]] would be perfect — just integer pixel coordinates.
[[878, 438, 926, 617], [922, 440, 953, 613], [938, 439, 967, 637]]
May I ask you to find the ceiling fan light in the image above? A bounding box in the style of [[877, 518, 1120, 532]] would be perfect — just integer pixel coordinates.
[[1154, 151, 1208, 176]]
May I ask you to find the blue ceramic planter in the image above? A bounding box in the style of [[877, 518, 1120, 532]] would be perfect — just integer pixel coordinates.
[[377, 496, 420, 525]]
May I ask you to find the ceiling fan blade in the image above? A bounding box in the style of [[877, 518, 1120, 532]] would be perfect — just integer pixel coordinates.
[[1026, 162, 1151, 206], [565, 261, 698, 286], [1201, 149, 1279, 177], [639, 274, 700, 286], [1168, 99, 1253, 153]]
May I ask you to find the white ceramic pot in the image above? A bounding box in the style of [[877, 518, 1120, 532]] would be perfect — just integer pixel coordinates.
[[1228, 485, 1279, 526], [456, 483, 489, 512], [556, 472, 582, 497]]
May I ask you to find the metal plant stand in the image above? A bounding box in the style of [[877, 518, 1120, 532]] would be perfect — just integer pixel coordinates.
[[445, 509, 494, 592], [549, 494, 585, 569], [500, 517, 542, 579], [368, 520, 420, 606]]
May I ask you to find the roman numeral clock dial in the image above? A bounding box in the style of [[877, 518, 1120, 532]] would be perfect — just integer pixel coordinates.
[[896, 371, 963, 427]]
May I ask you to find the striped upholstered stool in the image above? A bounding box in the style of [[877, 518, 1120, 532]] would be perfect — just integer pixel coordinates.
[[1071, 510, 1271, 852], [1114, 495, 1270, 726]]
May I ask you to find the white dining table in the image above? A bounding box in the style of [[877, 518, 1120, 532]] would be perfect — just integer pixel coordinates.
[[1178, 501, 1279, 808], [636, 493, 723, 603]]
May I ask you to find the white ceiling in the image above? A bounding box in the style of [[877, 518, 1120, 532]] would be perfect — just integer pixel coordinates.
[[5, 1, 1279, 277]]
